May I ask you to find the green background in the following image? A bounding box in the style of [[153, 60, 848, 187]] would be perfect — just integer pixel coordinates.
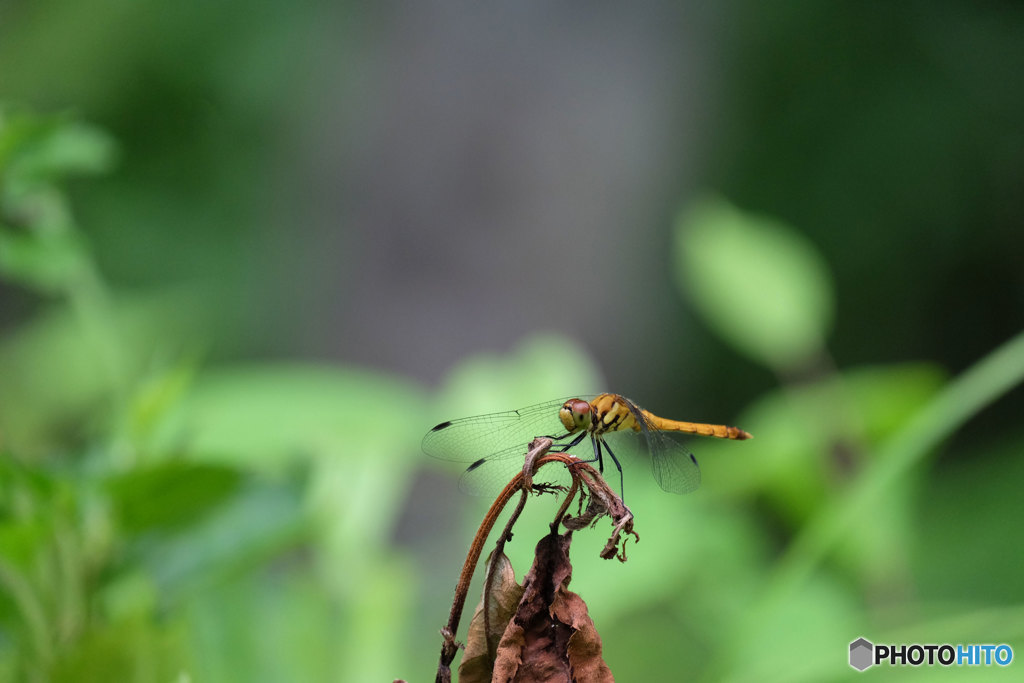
[[2, 2, 1023, 681]]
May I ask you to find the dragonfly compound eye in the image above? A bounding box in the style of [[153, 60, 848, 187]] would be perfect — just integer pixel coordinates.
[[559, 399, 591, 432]]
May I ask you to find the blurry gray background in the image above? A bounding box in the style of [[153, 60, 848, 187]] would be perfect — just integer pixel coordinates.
[[287, 2, 719, 394]]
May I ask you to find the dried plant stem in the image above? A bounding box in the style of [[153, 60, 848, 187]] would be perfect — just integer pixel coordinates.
[[435, 441, 633, 682], [437, 476, 522, 682], [437, 441, 581, 681], [482, 489, 529, 662], [549, 466, 582, 532]]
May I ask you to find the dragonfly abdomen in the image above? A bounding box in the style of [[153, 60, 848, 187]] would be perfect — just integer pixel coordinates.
[[645, 415, 752, 440]]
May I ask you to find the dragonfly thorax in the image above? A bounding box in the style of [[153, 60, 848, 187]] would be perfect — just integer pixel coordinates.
[[588, 393, 642, 435], [558, 398, 593, 434]]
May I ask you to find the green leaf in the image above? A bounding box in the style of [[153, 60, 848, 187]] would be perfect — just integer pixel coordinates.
[[119, 358, 199, 451], [674, 197, 835, 371], [913, 438, 1024, 603], [48, 614, 189, 683], [135, 481, 307, 602], [767, 328, 1024, 602], [104, 462, 243, 535], [0, 520, 51, 571], [168, 364, 425, 467], [183, 573, 334, 683], [0, 228, 90, 291], [571, 496, 764, 626], [715, 573, 861, 683], [702, 363, 945, 518], [0, 110, 115, 184], [0, 289, 212, 455]]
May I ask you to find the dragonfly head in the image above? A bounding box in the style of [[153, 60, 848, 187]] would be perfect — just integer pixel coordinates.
[[558, 398, 592, 434]]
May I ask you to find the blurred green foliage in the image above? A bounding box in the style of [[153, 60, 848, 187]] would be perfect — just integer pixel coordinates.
[[2, 106, 1022, 682], [0, 107, 418, 681], [676, 198, 834, 373]]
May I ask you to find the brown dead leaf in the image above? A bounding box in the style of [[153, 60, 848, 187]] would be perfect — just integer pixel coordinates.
[[459, 551, 525, 683], [491, 532, 614, 682], [561, 491, 606, 531]]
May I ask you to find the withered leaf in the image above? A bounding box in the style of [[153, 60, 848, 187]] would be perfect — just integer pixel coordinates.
[[491, 532, 614, 682], [459, 551, 525, 683]]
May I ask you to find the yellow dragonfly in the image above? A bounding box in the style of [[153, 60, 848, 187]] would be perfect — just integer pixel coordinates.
[[423, 393, 751, 497]]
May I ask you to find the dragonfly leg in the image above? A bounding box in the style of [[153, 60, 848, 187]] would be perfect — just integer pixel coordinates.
[[558, 436, 626, 500], [573, 434, 607, 472], [600, 437, 625, 500], [567, 433, 601, 466], [552, 430, 588, 452]]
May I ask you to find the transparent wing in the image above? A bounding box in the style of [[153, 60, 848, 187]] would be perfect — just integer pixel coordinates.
[[423, 396, 597, 497], [609, 397, 702, 494], [646, 431, 702, 494], [456, 443, 582, 497], [421, 397, 585, 463]]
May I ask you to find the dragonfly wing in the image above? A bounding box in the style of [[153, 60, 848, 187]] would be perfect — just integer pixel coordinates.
[[647, 432, 701, 493], [421, 398, 571, 463], [456, 444, 531, 496], [424, 397, 599, 496], [457, 443, 577, 497], [618, 396, 702, 494]]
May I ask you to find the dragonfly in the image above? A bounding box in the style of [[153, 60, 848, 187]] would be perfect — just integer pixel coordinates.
[[422, 393, 751, 497]]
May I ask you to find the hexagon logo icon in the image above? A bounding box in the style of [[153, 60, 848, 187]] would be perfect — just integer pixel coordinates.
[[850, 637, 874, 671]]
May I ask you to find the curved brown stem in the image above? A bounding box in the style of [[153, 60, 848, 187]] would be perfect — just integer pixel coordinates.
[[435, 440, 618, 681], [436, 475, 522, 682], [437, 439, 569, 681], [482, 488, 529, 663], [549, 463, 582, 532]]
